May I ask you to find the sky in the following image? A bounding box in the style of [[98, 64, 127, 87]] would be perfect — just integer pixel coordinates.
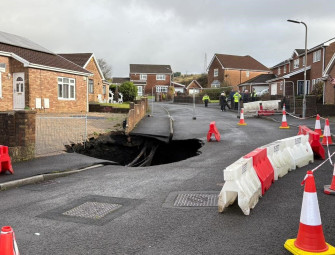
[[1, 0, 335, 77]]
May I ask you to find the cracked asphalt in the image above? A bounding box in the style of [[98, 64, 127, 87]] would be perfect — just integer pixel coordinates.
[[1, 101, 334, 255]]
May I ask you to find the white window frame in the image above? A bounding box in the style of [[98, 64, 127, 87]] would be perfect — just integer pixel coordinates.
[[58, 77, 76, 100], [302, 56, 306, 66], [88, 79, 94, 94], [214, 68, 218, 77], [277, 67, 281, 75], [211, 83, 220, 88], [156, 74, 166, 80], [246, 71, 250, 78], [156, 85, 168, 93], [284, 65, 286, 73], [140, 74, 147, 80], [0, 72, 2, 98], [313, 50, 321, 63], [103, 85, 106, 95], [293, 59, 299, 69]]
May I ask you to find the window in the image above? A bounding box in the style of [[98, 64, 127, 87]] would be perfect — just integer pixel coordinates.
[[246, 71, 250, 78], [156, 86, 168, 93], [0, 72, 2, 98], [156, 74, 166, 80], [103, 85, 106, 95], [58, 77, 76, 99], [294, 59, 299, 69], [137, 86, 143, 96], [284, 65, 286, 73], [140, 74, 147, 80], [277, 67, 281, 75], [214, 68, 218, 77], [88, 79, 94, 94], [313, 50, 321, 63]]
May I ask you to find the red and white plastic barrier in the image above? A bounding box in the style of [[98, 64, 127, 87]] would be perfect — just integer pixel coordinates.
[[261, 141, 291, 180], [279, 135, 313, 169], [218, 157, 261, 215], [244, 148, 274, 195]]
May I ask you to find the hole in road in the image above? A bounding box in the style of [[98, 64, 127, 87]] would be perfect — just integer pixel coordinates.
[[66, 132, 203, 167]]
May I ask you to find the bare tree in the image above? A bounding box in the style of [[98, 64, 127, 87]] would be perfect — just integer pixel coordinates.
[[97, 58, 112, 79]]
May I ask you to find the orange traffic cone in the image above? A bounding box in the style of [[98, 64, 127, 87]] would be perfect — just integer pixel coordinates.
[[279, 110, 290, 129], [314, 114, 323, 137], [324, 164, 335, 195], [238, 108, 247, 126], [322, 119, 333, 145], [0, 226, 20, 255], [284, 171, 335, 254], [283, 103, 286, 111]]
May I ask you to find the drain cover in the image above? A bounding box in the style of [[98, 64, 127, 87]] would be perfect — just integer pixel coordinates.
[[174, 193, 218, 207], [37, 195, 143, 226], [163, 191, 219, 208], [62, 202, 122, 219]]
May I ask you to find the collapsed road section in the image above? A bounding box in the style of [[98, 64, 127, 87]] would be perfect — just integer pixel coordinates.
[[67, 132, 203, 167]]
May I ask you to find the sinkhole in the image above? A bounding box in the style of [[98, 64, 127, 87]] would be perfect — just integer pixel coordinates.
[[67, 132, 204, 167]]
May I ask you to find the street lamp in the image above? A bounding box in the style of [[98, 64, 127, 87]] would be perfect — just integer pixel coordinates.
[[287, 19, 307, 118]]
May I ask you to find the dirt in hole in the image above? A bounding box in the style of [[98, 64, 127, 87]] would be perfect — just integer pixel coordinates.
[[66, 131, 203, 167]]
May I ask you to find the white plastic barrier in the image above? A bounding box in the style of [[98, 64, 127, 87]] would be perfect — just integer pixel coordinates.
[[218, 157, 262, 215], [261, 100, 281, 110], [280, 135, 314, 169], [262, 141, 292, 180], [243, 101, 261, 113]]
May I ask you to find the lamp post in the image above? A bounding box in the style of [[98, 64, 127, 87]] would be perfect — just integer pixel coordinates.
[[287, 19, 307, 118]]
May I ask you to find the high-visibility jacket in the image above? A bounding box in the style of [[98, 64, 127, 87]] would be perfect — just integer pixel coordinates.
[[202, 95, 210, 101], [233, 92, 241, 102]]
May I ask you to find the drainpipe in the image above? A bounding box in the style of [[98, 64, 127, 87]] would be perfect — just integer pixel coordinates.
[[322, 47, 325, 105], [86, 76, 89, 112]]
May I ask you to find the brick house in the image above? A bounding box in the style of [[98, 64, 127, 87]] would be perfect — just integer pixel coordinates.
[[322, 47, 335, 104], [269, 37, 335, 103], [0, 31, 91, 113], [186, 80, 202, 94], [59, 53, 106, 103], [130, 64, 173, 95], [207, 54, 270, 91]]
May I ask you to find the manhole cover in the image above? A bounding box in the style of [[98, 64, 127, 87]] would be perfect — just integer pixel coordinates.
[[62, 202, 122, 219], [173, 193, 218, 207]]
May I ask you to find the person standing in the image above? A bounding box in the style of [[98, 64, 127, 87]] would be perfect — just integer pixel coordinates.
[[202, 94, 210, 107], [251, 88, 257, 101], [219, 92, 230, 111], [229, 90, 235, 109], [233, 90, 241, 110]]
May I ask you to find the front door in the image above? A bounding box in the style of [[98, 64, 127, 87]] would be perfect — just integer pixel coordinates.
[[13, 72, 25, 110]]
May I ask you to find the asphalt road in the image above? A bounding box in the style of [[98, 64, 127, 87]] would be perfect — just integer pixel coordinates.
[[1, 102, 334, 255]]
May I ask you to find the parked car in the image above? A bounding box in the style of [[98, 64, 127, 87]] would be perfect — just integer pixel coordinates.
[[256, 88, 269, 97]]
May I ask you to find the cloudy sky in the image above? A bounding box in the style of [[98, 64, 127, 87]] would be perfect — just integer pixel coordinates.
[[1, 0, 335, 77]]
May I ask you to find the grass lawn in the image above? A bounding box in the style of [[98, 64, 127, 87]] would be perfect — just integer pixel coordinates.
[[100, 103, 130, 109], [210, 100, 219, 103]]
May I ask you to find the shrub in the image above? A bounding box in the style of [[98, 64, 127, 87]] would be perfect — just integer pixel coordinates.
[[199, 88, 225, 100], [119, 82, 137, 102], [310, 81, 324, 103]]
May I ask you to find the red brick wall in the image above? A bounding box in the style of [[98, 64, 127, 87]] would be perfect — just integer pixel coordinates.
[[27, 68, 87, 113], [126, 98, 148, 134], [207, 57, 223, 87], [85, 58, 105, 102], [325, 67, 335, 104], [0, 111, 36, 162]]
